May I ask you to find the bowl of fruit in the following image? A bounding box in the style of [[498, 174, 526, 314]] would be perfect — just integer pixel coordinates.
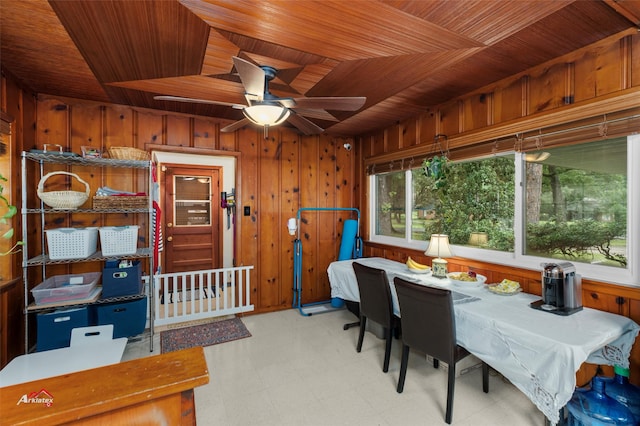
[[406, 257, 431, 274], [486, 279, 521, 295], [446, 271, 487, 287]]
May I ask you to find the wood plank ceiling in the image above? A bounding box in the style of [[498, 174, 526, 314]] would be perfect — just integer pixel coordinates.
[[1, 0, 639, 136]]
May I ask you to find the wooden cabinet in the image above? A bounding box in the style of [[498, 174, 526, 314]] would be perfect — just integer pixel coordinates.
[[0, 346, 209, 425]]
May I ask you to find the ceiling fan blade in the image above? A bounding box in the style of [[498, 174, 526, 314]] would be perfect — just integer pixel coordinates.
[[221, 118, 252, 133], [232, 56, 265, 102], [154, 95, 243, 109], [287, 112, 324, 135], [291, 97, 366, 111]]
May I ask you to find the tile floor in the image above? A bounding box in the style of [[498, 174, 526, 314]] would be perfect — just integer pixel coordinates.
[[123, 307, 545, 425]]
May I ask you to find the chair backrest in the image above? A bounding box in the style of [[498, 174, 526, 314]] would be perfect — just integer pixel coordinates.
[[352, 262, 394, 326], [70, 324, 114, 346], [394, 277, 456, 364]]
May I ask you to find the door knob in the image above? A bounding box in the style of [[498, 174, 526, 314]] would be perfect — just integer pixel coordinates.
[[167, 222, 173, 228], [167, 236, 173, 242]]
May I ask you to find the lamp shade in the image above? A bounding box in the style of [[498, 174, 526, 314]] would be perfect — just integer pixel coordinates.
[[243, 104, 290, 126], [425, 234, 453, 258]]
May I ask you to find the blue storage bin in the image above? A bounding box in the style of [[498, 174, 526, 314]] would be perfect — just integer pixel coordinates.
[[102, 260, 142, 298], [94, 297, 147, 338], [36, 307, 89, 351]]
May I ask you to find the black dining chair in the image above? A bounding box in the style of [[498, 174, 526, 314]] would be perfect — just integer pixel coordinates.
[[352, 262, 401, 373], [394, 277, 489, 424]]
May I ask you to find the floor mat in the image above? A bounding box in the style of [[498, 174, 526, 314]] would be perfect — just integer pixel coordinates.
[[160, 317, 251, 353]]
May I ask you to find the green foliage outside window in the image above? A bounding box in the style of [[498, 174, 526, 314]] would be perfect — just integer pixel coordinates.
[[421, 156, 515, 251]]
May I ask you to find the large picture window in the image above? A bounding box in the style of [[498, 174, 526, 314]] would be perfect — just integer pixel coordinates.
[[524, 139, 627, 268], [369, 135, 638, 286]]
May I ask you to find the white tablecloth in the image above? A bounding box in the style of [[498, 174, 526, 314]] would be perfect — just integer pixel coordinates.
[[328, 257, 640, 425]]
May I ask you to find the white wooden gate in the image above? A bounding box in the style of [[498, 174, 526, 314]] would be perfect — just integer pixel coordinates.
[[149, 266, 254, 328]]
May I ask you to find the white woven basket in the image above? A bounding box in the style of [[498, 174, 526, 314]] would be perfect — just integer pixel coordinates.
[[37, 171, 90, 209]]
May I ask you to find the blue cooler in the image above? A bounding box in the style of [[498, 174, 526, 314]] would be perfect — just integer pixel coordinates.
[[37, 307, 89, 351]]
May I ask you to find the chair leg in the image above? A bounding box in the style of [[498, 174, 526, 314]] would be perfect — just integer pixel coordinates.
[[383, 327, 393, 373], [356, 316, 367, 352], [396, 344, 410, 393], [445, 364, 456, 424], [343, 320, 360, 330], [482, 362, 489, 393]]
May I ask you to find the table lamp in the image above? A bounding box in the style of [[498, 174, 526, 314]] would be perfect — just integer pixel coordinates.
[[425, 234, 453, 278]]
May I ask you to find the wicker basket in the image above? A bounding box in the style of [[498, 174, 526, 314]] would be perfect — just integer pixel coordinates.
[[37, 171, 90, 210], [93, 195, 149, 209], [107, 146, 150, 161]]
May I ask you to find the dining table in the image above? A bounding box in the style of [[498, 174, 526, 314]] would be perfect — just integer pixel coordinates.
[[328, 257, 640, 425], [0, 337, 128, 387]]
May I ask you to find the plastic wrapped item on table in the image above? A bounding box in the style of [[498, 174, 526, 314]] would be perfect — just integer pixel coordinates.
[[567, 376, 635, 425]]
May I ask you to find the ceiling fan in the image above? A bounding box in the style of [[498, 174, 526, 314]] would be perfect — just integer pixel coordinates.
[[154, 56, 366, 136]]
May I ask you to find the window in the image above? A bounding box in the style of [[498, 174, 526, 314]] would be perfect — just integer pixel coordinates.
[[369, 135, 638, 286], [174, 175, 211, 226], [524, 139, 627, 269]]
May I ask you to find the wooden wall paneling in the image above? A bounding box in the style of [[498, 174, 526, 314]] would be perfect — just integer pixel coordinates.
[[316, 135, 337, 300], [573, 37, 625, 102], [104, 104, 134, 148], [594, 36, 626, 96], [280, 134, 299, 309], [631, 33, 640, 88], [418, 111, 438, 146], [299, 135, 320, 303], [386, 122, 401, 152], [582, 286, 630, 317], [462, 92, 491, 132], [438, 100, 461, 139], [493, 77, 526, 123], [400, 118, 417, 149], [192, 117, 218, 150], [258, 133, 283, 310], [69, 103, 103, 238], [370, 130, 385, 157], [36, 97, 69, 151], [354, 136, 368, 240], [135, 109, 163, 150], [164, 115, 191, 148], [103, 105, 135, 228], [528, 62, 569, 115], [237, 128, 260, 307], [218, 130, 237, 152]]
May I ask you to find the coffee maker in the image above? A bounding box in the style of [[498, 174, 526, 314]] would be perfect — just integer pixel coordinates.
[[530, 262, 583, 315]]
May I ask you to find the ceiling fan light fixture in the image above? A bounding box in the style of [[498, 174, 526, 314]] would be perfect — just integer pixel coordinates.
[[243, 104, 290, 126]]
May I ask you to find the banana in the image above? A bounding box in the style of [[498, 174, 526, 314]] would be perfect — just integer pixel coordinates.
[[407, 256, 429, 270]]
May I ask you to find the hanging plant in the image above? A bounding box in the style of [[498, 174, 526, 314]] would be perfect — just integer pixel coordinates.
[[0, 173, 23, 256], [423, 134, 449, 189]]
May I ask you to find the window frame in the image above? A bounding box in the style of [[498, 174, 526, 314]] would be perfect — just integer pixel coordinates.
[[368, 135, 639, 287]]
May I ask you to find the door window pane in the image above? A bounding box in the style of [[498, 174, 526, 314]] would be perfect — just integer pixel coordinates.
[[175, 176, 211, 226], [525, 139, 627, 268]]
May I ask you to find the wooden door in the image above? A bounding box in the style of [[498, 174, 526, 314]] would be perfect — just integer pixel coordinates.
[[162, 165, 221, 273]]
